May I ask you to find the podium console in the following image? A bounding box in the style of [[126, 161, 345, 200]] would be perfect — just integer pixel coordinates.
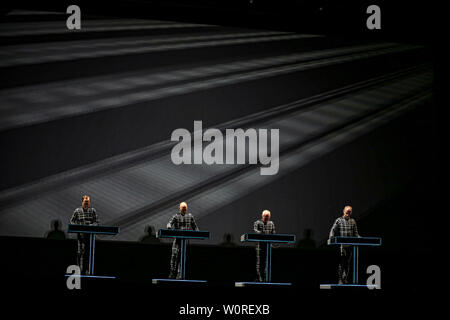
[[327, 236, 382, 246], [152, 229, 210, 284], [67, 224, 119, 235], [241, 233, 296, 243], [237, 233, 296, 287], [67, 224, 119, 279], [321, 236, 382, 289], [157, 229, 209, 239]]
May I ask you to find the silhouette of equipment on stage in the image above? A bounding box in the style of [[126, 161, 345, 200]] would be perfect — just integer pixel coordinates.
[[220, 233, 237, 246], [296, 229, 316, 248], [45, 220, 66, 240], [140, 225, 161, 244]]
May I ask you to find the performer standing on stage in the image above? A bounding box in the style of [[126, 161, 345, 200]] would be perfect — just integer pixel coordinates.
[[166, 202, 199, 279], [253, 210, 275, 282], [329, 205, 360, 284], [70, 195, 99, 275]]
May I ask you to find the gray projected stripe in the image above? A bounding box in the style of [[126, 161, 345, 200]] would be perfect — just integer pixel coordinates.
[[4, 31, 290, 53], [0, 33, 319, 67], [0, 44, 421, 131], [0, 42, 396, 106], [0, 20, 216, 37]]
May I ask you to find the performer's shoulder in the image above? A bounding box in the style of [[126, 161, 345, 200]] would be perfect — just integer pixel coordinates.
[[170, 212, 181, 220], [73, 207, 82, 213]]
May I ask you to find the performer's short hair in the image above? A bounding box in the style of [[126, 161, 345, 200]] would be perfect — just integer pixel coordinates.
[[262, 209, 271, 216]]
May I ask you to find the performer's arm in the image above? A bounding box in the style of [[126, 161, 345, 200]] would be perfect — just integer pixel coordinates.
[[354, 220, 360, 237], [70, 209, 78, 224], [167, 215, 175, 229], [271, 223, 278, 248], [329, 219, 338, 239], [191, 215, 199, 231], [92, 208, 99, 226], [253, 221, 261, 233]]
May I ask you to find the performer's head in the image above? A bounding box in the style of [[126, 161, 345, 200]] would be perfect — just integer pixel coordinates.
[[179, 202, 188, 215], [343, 205, 352, 219], [82, 195, 90, 210], [262, 210, 271, 223]]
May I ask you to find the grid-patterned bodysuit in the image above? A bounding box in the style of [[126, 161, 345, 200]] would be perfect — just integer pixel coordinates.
[[166, 212, 199, 279], [253, 219, 276, 282], [329, 216, 360, 283], [70, 207, 99, 274]]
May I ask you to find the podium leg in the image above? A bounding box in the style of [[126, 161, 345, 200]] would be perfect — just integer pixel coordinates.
[[180, 239, 187, 280], [353, 246, 359, 284], [266, 243, 272, 283], [88, 234, 96, 275]]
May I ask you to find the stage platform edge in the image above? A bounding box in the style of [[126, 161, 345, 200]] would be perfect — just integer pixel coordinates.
[[320, 284, 379, 289], [152, 278, 207, 285], [235, 282, 292, 287], [65, 274, 116, 279]]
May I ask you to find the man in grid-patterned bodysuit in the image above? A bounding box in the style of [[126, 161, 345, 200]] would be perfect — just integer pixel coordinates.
[[253, 210, 275, 282], [70, 195, 99, 275], [329, 205, 360, 284], [166, 202, 199, 279]]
